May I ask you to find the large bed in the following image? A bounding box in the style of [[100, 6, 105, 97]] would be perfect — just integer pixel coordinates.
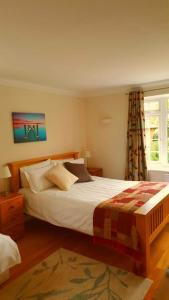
[[0, 234, 21, 284], [20, 177, 139, 236], [7, 151, 169, 277]]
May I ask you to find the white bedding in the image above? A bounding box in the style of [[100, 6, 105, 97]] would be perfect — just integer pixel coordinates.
[[0, 234, 21, 273], [20, 176, 138, 236]]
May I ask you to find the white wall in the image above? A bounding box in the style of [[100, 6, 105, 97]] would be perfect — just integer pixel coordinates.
[[86, 92, 128, 179], [0, 85, 87, 166]]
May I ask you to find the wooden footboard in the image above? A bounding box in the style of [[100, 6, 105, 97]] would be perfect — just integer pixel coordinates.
[[135, 187, 169, 276]]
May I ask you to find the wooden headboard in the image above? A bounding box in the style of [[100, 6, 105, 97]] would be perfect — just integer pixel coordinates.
[[8, 151, 79, 192]]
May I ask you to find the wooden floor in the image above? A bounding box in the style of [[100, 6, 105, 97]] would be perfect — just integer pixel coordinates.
[[2, 218, 169, 299]]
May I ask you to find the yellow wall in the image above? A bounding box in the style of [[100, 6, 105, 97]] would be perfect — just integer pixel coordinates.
[[2, 83, 168, 186], [0, 85, 87, 166], [86, 92, 128, 179], [86, 89, 169, 180]]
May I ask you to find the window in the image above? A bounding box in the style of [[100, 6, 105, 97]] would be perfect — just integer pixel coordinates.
[[144, 95, 169, 165]]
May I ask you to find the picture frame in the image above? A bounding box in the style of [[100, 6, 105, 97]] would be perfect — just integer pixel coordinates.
[[12, 112, 47, 143]]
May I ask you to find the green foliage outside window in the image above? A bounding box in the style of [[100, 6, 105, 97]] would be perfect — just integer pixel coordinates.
[[150, 152, 159, 161], [145, 99, 169, 164]]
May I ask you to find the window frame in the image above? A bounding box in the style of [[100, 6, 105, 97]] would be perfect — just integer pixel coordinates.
[[144, 94, 169, 167]]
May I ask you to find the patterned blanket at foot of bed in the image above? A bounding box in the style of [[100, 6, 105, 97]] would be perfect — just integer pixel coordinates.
[[93, 181, 168, 260]]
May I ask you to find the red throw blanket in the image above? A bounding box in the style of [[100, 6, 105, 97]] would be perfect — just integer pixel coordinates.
[[93, 181, 168, 260]]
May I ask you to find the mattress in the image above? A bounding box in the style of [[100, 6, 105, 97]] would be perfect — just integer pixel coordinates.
[[20, 176, 138, 235], [0, 234, 21, 273]]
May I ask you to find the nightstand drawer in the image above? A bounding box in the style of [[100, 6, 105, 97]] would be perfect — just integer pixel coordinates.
[[0, 196, 23, 214], [0, 194, 24, 240], [1, 223, 24, 240], [0, 211, 24, 227], [0, 199, 23, 225]]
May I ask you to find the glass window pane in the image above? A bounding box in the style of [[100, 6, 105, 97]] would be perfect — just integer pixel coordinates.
[[151, 140, 159, 151], [150, 152, 159, 161], [145, 116, 159, 161], [144, 101, 159, 112]]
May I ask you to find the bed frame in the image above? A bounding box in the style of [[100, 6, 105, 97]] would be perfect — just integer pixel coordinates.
[[7, 151, 169, 277]]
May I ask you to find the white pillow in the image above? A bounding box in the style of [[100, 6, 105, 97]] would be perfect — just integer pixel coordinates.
[[20, 159, 52, 188], [72, 158, 84, 164], [24, 164, 54, 193], [52, 158, 84, 165], [46, 164, 78, 191]]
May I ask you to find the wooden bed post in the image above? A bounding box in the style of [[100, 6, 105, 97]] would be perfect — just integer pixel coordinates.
[[135, 191, 169, 276], [135, 213, 150, 276]]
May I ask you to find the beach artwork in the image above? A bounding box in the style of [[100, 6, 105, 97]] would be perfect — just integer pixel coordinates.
[[12, 112, 47, 143]]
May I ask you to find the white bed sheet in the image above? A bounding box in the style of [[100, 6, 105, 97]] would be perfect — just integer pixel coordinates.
[[0, 234, 21, 273], [20, 176, 138, 236]]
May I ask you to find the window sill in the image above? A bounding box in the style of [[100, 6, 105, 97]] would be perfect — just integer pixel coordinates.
[[147, 163, 169, 172]]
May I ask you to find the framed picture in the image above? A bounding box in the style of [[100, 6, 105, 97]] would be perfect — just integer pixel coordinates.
[[12, 112, 47, 143]]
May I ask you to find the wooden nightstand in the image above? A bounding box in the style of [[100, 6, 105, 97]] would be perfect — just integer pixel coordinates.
[[87, 167, 103, 177], [0, 193, 24, 240]]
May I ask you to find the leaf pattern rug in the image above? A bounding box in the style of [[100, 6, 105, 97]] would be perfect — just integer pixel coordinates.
[[0, 248, 152, 300]]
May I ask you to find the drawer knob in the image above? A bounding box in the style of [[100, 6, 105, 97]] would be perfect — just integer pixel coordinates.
[[9, 205, 15, 209]]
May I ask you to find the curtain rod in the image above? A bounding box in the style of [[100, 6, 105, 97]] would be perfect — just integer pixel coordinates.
[[125, 86, 169, 95]]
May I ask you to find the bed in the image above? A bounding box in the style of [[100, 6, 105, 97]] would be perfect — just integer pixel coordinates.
[[19, 177, 139, 236], [0, 234, 21, 284], [7, 151, 169, 277]]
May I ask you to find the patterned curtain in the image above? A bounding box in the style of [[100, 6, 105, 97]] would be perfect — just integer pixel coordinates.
[[125, 91, 147, 181]]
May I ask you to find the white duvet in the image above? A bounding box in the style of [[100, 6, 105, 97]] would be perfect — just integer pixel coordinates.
[[0, 234, 21, 273], [20, 176, 138, 235]]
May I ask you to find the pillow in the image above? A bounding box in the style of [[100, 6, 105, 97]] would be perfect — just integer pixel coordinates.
[[20, 159, 52, 188], [72, 158, 85, 164], [24, 164, 54, 193], [64, 162, 93, 183], [52, 158, 84, 166], [45, 164, 78, 191]]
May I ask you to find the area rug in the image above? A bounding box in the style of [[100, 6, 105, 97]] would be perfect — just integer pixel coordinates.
[[0, 248, 152, 300]]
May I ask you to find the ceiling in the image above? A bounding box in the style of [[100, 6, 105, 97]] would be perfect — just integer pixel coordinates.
[[0, 0, 169, 95]]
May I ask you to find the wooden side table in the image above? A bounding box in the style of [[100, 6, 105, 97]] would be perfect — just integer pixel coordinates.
[[0, 193, 24, 240], [87, 167, 103, 177]]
